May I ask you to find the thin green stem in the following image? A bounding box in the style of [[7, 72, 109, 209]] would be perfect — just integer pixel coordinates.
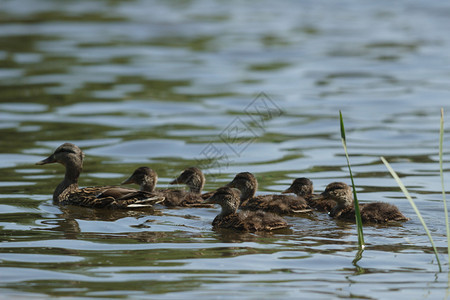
[[339, 111, 365, 249], [381, 156, 442, 272]]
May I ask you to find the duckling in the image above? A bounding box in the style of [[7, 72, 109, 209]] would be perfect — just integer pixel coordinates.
[[282, 177, 336, 212], [36, 143, 164, 209], [318, 182, 409, 223], [226, 172, 310, 215], [206, 187, 289, 232], [122, 166, 213, 208]]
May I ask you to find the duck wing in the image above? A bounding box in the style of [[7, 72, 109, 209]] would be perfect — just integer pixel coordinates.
[[212, 214, 246, 231], [63, 186, 164, 209], [157, 189, 213, 208], [238, 210, 289, 231]]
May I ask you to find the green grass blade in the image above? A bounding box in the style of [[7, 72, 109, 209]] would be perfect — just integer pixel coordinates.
[[339, 111, 346, 141], [381, 156, 442, 272], [339, 111, 365, 249], [439, 108, 450, 265]]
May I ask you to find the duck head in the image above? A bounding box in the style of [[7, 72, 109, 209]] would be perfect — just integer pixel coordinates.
[[225, 172, 257, 201], [320, 182, 353, 206], [169, 167, 205, 194], [36, 143, 85, 181], [282, 177, 314, 197], [121, 166, 158, 192], [205, 186, 241, 215]]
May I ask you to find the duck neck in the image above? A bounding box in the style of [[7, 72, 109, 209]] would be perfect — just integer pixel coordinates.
[[189, 183, 202, 194], [219, 200, 238, 217], [240, 184, 256, 201], [140, 176, 156, 192], [296, 186, 312, 198], [54, 160, 81, 203], [187, 174, 204, 194], [140, 182, 154, 192]]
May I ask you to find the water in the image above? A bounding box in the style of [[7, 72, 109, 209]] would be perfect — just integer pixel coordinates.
[[1, 0, 450, 298]]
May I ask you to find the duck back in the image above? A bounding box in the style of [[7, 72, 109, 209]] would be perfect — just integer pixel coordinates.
[[240, 194, 309, 215], [157, 189, 213, 208], [212, 210, 288, 232], [360, 202, 409, 223], [330, 202, 409, 223]]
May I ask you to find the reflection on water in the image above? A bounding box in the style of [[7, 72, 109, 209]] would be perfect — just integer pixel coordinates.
[[1, 0, 450, 298]]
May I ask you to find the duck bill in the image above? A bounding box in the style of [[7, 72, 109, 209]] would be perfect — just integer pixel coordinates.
[[310, 193, 326, 201], [281, 187, 293, 194], [169, 178, 180, 185], [225, 181, 235, 188], [121, 175, 135, 185], [204, 196, 216, 204], [35, 155, 56, 165]]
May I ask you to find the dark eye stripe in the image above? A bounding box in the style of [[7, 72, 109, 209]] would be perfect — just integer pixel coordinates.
[[56, 148, 77, 155]]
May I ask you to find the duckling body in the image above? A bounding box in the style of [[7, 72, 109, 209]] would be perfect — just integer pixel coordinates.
[[321, 182, 409, 223], [122, 166, 213, 208], [206, 187, 288, 232], [239, 194, 309, 215], [282, 177, 335, 212], [36, 143, 164, 209], [226, 172, 310, 215], [160, 189, 211, 208]]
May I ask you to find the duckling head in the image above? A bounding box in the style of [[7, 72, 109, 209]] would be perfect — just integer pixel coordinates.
[[205, 186, 241, 215], [282, 177, 314, 197], [322, 182, 353, 207], [121, 166, 158, 192], [225, 172, 257, 201], [169, 167, 205, 193]]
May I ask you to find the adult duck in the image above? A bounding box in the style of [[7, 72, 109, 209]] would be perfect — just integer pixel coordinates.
[[36, 143, 164, 209]]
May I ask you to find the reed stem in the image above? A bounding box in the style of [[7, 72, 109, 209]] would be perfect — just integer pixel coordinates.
[[339, 111, 365, 249], [381, 156, 442, 272]]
